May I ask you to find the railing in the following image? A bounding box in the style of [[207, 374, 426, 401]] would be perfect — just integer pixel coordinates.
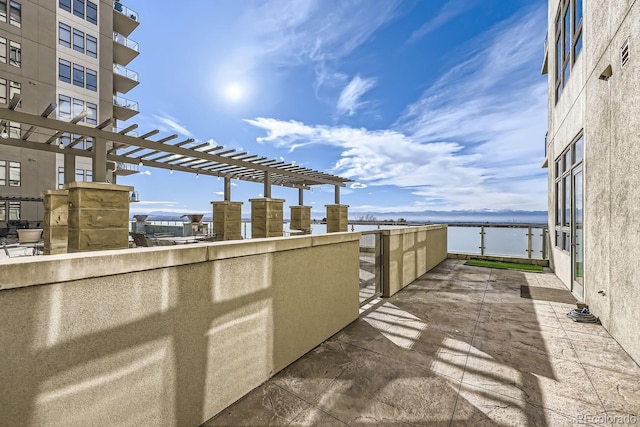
[[113, 95, 139, 111], [113, 1, 138, 21], [448, 223, 548, 260], [113, 32, 139, 52], [359, 230, 383, 306], [116, 162, 139, 172], [113, 64, 139, 81]]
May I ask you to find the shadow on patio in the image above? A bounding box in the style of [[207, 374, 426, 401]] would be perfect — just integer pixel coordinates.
[[204, 259, 640, 426]]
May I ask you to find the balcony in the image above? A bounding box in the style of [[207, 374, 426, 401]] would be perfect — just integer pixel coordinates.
[[113, 1, 139, 37], [115, 161, 139, 176], [113, 64, 139, 94], [113, 32, 139, 66], [113, 94, 139, 121]]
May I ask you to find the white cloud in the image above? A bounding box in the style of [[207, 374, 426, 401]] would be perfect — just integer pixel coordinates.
[[350, 182, 368, 189], [141, 170, 152, 176], [337, 75, 377, 116], [408, 0, 475, 42], [245, 5, 549, 211], [153, 114, 194, 138]]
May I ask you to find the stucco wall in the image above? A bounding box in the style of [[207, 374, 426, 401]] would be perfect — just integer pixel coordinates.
[[382, 225, 448, 297], [546, 1, 640, 365], [0, 233, 360, 426]]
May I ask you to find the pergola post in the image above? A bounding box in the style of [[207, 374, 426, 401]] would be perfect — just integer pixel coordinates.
[[64, 153, 75, 184], [325, 185, 348, 233], [92, 137, 107, 182], [66, 182, 133, 252], [42, 189, 69, 255], [290, 187, 311, 234], [250, 197, 284, 238], [211, 177, 243, 240]]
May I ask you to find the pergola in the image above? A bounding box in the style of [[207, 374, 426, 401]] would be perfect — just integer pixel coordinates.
[[0, 96, 351, 204]]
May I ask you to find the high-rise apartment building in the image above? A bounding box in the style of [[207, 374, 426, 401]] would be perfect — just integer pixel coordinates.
[[543, 0, 640, 363], [0, 0, 139, 226]]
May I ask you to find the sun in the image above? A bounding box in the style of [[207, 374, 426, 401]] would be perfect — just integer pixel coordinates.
[[224, 83, 244, 102]]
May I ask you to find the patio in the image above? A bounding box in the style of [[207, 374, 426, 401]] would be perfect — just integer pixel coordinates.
[[204, 259, 640, 426]]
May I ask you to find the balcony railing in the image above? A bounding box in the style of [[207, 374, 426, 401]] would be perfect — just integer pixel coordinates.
[[117, 162, 139, 172], [113, 1, 138, 21], [113, 32, 139, 52], [113, 64, 139, 81], [113, 95, 139, 111], [448, 223, 548, 260]]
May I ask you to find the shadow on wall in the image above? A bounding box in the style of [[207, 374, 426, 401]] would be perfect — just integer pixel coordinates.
[[0, 238, 359, 426]]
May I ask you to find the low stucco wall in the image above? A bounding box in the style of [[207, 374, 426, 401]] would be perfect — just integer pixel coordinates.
[[0, 233, 360, 426], [382, 225, 448, 297]]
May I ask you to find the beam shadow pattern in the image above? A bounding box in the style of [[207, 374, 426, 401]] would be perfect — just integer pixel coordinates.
[[204, 259, 640, 426]]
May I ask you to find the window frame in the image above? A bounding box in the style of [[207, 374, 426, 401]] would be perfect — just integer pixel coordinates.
[[59, 0, 71, 13], [73, 0, 84, 19], [0, 37, 6, 63], [8, 160, 20, 187], [59, 58, 72, 83], [86, 34, 97, 57], [0, 160, 5, 186], [86, 68, 97, 91], [9, 0, 20, 28], [73, 63, 85, 88], [58, 94, 72, 119], [86, 0, 97, 25], [59, 22, 72, 48], [0, 0, 6, 22], [554, 133, 584, 252], [9, 40, 20, 67], [554, 0, 583, 102], [73, 28, 85, 53], [0, 78, 6, 104], [86, 101, 97, 124]]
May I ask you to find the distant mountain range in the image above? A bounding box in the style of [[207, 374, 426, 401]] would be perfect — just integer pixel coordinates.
[[131, 209, 548, 225]]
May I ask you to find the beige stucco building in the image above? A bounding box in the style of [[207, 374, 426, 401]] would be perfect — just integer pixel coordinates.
[[544, 0, 640, 363], [0, 0, 139, 226]]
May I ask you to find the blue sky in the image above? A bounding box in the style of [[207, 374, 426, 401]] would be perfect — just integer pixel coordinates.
[[120, 0, 548, 217]]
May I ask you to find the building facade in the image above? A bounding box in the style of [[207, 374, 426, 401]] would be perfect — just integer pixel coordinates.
[[544, 0, 640, 363], [0, 0, 139, 227]]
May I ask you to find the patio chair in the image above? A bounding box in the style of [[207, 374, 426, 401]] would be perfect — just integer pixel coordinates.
[[130, 232, 153, 247]]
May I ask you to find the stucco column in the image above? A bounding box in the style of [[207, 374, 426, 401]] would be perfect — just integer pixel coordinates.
[[42, 189, 69, 255], [290, 205, 311, 234], [325, 204, 349, 233], [250, 198, 284, 238], [65, 182, 133, 252], [211, 201, 243, 240]]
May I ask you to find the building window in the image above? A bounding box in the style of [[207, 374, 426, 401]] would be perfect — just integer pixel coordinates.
[[86, 0, 97, 25], [9, 41, 20, 67], [0, 78, 5, 104], [59, 0, 71, 13], [86, 68, 97, 91], [8, 161, 20, 186], [555, 0, 583, 101], [73, 0, 84, 19], [0, 203, 5, 220], [8, 122, 19, 138], [8, 201, 20, 219], [59, 23, 72, 48], [555, 134, 584, 251], [75, 168, 84, 182], [9, 1, 19, 28], [85, 136, 93, 150], [0, 1, 6, 22], [86, 101, 97, 124], [0, 160, 5, 185], [86, 34, 97, 58], [0, 37, 5, 63], [73, 63, 84, 87], [59, 59, 71, 83], [73, 29, 84, 53], [58, 166, 64, 189], [8, 80, 19, 105], [58, 94, 71, 119], [73, 98, 84, 119]]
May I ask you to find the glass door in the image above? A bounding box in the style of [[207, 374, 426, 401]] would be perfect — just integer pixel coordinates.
[[572, 168, 584, 300]]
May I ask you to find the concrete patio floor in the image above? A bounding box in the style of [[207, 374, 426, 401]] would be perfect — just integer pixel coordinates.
[[203, 259, 640, 426]]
